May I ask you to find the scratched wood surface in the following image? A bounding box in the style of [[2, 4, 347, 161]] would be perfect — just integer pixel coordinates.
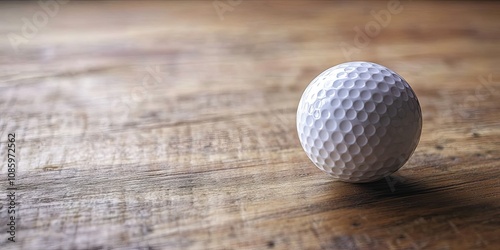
[[0, 1, 499, 249]]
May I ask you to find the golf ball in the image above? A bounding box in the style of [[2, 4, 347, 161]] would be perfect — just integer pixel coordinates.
[[297, 61, 422, 183]]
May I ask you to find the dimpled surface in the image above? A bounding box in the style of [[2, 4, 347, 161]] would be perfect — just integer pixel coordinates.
[[297, 62, 422, 183]]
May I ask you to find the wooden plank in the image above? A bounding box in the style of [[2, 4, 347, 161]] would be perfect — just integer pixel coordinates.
[[0, 1, 499, 249]]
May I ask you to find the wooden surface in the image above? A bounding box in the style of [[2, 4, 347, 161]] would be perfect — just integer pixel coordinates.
[[1, 1, 499, 249]]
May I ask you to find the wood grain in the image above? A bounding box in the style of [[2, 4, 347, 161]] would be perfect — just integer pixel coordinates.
[[0, 1, 499, 249]]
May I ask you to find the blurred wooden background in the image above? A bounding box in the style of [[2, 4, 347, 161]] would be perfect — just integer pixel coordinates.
[[0, 1, 499, 249]]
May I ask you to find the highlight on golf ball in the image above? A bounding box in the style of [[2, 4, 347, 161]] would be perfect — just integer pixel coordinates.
[[296, 61, 422, 183]]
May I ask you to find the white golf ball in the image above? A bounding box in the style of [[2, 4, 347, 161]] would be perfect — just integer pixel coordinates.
[[297, 61, 422, 183]]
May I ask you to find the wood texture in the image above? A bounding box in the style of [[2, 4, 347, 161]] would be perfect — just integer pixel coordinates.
[[0, 1, 499, 249]]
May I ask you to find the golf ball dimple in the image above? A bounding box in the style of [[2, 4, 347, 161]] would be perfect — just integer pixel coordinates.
[[297, 61, 422, 183]]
